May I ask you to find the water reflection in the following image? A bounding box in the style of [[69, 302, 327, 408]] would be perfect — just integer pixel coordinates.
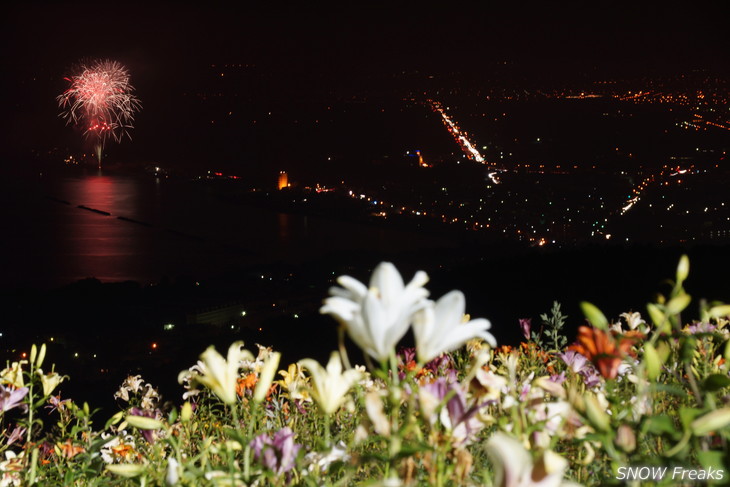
[[59, 174, 150, 280], [2, 173, 455, 288], [67, 173, 142, 216], [278, 213, 291, 243]]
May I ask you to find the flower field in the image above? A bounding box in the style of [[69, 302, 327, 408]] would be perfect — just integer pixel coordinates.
[[2, 257, 730, 486]]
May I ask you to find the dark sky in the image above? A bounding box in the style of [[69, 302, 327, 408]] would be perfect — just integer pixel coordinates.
[[4, 2, 727, 79], [1, 2, 727, 166]]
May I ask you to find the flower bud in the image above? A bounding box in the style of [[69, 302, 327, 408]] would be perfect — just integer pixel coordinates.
[[691, 408, 730, 436], [106, 464, 146, 478], [666, 293, 691, 316], [36, 344, 47, 369], [709, 305, 730, 319], [581, 302, 608, 331], [647, 303, 666, 329], [584, 393, 610, 432], [166, 458, 180, 486], [656, 340, 671, 364], [105, 411, 125, 430], [676, 255, 690, 284], [126, 415, 164, 430], [181, 402, 193, 422], [643, 343, 662, 381], [615, 424, 636, 452]]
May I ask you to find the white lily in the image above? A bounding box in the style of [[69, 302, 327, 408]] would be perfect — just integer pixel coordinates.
[[166, 457, 180, 486], [193, 341, 253, 405], [486, 432, 581, 487], [321, 262, 429, 362], [253, 351, 281, 403], [412, 290, 496, 364], [299, 352, 362, 415], [38, 370, 65, 397], [620, 311, 645, 331]]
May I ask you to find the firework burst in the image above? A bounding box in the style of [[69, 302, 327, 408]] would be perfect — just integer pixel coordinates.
[[58, 60, 142, 166]]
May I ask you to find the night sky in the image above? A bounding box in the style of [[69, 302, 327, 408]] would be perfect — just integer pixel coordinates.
[[1, 2, 727, 167], [5, 3, 726, 75]]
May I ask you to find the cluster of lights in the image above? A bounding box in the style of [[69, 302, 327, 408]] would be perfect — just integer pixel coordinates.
[[620, 174, 655, 215], [678, 113, 730, 133], [615, 164, 698, 218], [427, 100, 489, 165]]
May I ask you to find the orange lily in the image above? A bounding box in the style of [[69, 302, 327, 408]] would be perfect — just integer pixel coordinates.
[[58, 440, 85, 459], [236, 373, 258, 397], [568, 326, 640, 379]]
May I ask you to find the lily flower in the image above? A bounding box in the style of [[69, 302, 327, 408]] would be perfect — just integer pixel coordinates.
[[57, 439, 85, 459], [568, 326, 639, 379], [100, 431, 138, 464], [0, 362, 27, 389], [0, 450, 24, 485], [276, 364, 311, 402], [419, 378, 484, 446], [38, 370, 65, 397], [114, 375, 145, 402], [304, 440, 350, 473], [0, 385, 28, 414], [519, 318, 532, 340], [620, 311, 645, 331], [558, 351, 590, 375], [485, 432, 581, 487], [250, 427, 301, 475], [412, 291, 496, 364], [299, 352, 361, 415], [185, 341, 254, 405], [470, 368, 507, 401], [321, 262, 430, 363], [253, 351, 281, 403], [5, 426, 25, 447]]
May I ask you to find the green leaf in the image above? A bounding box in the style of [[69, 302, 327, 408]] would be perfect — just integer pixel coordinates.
[[703, 374, 730, 392], [697, 450, 727, 475], [680, 336, 698, 364], [580, 302, 608, 331], [679, 406, 703, 430], [653, 384, 686, 396], [643, 415, 680, 439]]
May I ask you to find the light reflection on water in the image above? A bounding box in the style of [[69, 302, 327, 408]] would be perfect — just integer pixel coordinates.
[[0, 173, 453, 289]]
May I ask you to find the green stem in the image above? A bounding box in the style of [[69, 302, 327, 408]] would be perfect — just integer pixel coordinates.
[[243, 400, 259, 482], [388, 349, 400, 387], [666, 430, 692, 457], [26, 362, 35, 447], [324, 413, 332, 448], [337, 326, 352, 371]]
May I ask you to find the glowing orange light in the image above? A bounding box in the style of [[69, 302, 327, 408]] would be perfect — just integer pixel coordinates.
[[151, 342, 158, 349]]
